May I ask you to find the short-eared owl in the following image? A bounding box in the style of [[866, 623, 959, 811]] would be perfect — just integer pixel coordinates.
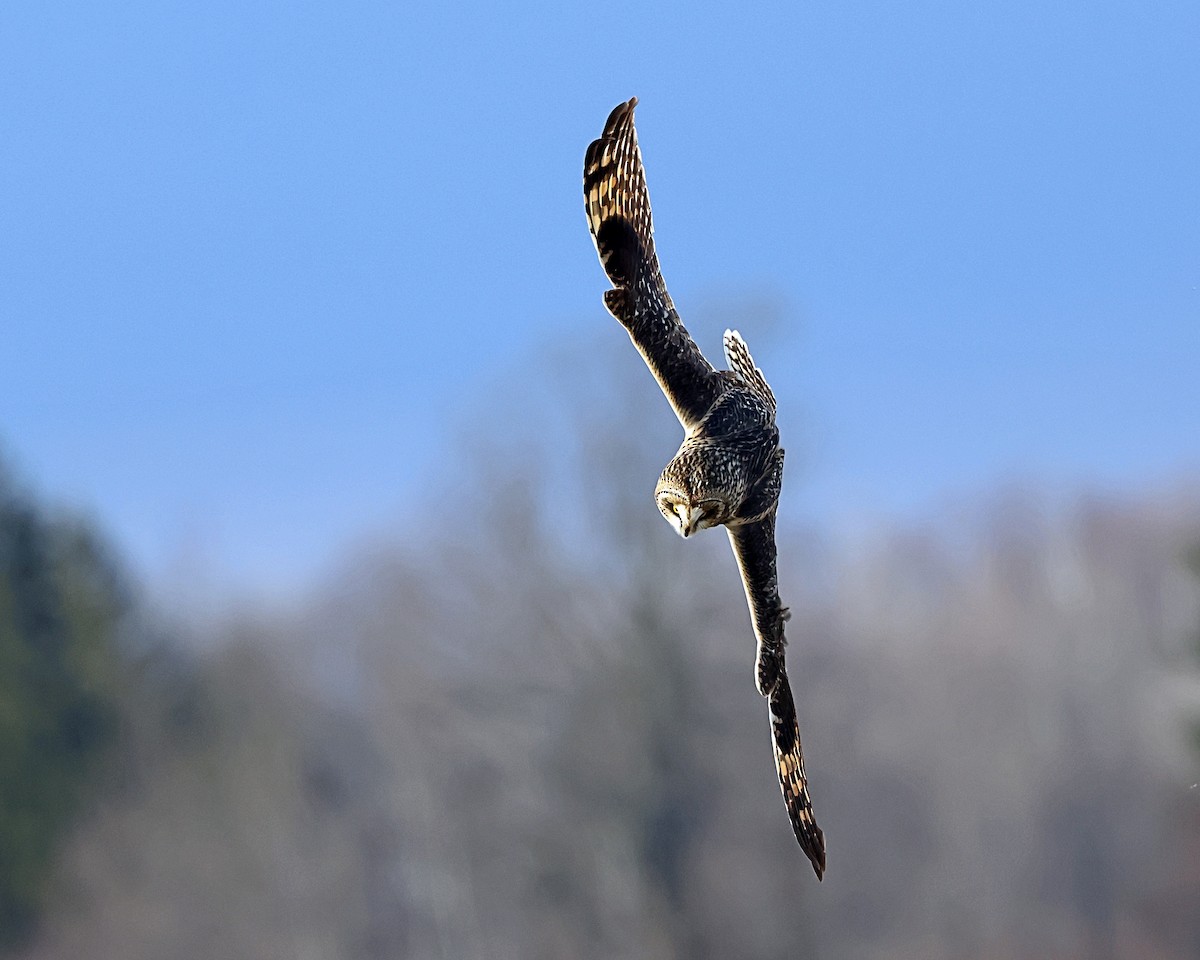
[[584, 98, 825, 879]]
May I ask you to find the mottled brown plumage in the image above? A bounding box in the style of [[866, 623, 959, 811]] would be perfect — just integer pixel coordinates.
[[583, 97, 825, 879]]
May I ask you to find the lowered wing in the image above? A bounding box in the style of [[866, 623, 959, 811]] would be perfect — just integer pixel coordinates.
[[728, 515, 826, 879]]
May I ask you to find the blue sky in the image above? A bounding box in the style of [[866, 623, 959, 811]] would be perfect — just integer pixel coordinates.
[[3, 1, 1198, 599]]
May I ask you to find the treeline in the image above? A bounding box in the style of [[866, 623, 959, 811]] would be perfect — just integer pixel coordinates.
[[5, 340, 1200, 959]]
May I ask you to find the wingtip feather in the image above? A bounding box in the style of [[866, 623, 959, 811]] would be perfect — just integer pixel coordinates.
[[602, 96, 639, 135]]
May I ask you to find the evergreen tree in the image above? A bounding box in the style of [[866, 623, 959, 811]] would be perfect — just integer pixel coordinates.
[[0, 463, 125, 949]]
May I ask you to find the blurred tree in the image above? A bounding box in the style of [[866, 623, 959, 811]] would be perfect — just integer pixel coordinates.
[[1186, 542, 1200, 655], [1182, 542, 1200, 764], [0, 463, 126, 949]]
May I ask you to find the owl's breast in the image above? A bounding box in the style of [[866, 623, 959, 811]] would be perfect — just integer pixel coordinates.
[[663, 419, 779, 512]]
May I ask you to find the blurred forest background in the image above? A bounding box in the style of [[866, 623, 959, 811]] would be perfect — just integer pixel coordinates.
[[3, 335, 1199, 960]]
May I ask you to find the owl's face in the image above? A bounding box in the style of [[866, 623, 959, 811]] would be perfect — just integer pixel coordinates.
[[656, 488, 726, 538]]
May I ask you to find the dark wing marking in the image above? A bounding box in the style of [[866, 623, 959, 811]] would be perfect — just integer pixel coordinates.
[[728, 515, 826, 879], [584, 98, 721, 429]]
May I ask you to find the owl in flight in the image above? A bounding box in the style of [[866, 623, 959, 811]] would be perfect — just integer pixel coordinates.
[[584, 98, 825, 879]]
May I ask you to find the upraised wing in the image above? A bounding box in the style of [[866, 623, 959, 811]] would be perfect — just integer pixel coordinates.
[[584, 98, 722, 430], [728, 515, 826, 879]]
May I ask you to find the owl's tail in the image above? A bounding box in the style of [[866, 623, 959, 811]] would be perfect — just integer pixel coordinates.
[[769, 669, 826, 879]]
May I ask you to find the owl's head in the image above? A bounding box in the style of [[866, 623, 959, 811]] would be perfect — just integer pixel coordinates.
[[656, 486, 726, 538]]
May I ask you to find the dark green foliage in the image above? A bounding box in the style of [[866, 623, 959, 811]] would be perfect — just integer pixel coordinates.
[[0, 466, 126, 949]]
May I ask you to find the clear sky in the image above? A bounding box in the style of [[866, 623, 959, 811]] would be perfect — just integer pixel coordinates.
[[3, 1, 1198, 600]]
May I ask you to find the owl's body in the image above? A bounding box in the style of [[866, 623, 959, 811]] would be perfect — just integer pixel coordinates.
[[657, 375, 779, 530], [584, 98, 826, 879]]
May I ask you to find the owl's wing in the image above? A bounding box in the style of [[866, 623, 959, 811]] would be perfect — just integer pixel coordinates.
[[584, 98, 722, 430], [728, 515, 826, 879]]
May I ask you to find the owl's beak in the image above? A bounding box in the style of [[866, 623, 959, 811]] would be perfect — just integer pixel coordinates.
[[674, 503, 705, 537]]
